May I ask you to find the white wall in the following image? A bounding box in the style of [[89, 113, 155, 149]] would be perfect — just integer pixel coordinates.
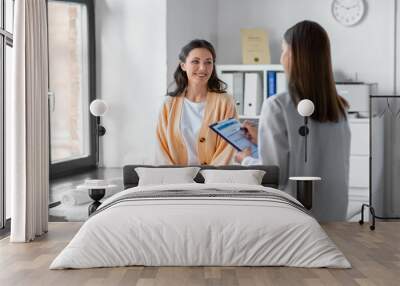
[[217, 0, 396, 94], [95, 0, 167, 167], [166, 0, 218, 85]]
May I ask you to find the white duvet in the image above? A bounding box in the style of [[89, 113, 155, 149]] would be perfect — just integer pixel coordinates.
[[50, 183, 351, 269]]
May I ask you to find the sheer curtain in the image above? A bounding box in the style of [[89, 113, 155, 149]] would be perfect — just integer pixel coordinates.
[[8, 0, 49, 242]]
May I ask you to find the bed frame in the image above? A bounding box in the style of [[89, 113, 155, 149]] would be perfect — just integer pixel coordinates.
[[123, 165, 279, 189]]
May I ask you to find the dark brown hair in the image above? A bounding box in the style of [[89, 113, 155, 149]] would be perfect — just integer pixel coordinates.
[[167, 39, 226, 97], [284, 20, 348, 122]]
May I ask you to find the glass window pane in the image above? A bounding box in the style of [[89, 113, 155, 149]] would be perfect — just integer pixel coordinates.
[[48, 1, 90, 163], [0, 1, 2, 28], [4, 45, 13, 219], [5, 0, 14, 33], [0, 39, 3, 227], [5, 44, 12, 219]]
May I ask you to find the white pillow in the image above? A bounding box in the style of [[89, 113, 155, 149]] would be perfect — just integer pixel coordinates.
[[200, 169, 266, 185], [135, 167, 200, 186]]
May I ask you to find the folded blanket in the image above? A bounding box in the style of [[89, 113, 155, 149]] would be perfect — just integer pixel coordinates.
[[93, 188, 310, 217]]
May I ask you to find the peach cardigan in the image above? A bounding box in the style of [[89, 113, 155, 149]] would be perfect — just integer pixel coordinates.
[[156, 92, 237, 165]]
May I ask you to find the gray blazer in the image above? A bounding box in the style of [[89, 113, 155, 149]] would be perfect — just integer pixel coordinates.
[[256, 92, 350, 222]]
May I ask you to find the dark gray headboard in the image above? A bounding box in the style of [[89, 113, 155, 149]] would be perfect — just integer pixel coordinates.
[[123, 165, 279, 189]]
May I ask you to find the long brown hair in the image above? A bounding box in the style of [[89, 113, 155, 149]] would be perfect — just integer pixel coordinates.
[[167, 39, 227, 97], [284, 20, 348, 122]]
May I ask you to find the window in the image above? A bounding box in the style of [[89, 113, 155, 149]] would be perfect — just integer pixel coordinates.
[[48, 0, 96, 178], [1, 0, 14, 229]]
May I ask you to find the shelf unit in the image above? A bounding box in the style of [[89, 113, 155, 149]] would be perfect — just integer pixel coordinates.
[[347, 117, 370, 221], [216, 64, 285, 119]]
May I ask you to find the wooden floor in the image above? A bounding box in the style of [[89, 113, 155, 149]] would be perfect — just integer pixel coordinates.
[[0, 222, 399, 286]]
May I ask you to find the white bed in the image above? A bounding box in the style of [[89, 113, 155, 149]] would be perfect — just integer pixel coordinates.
[[50, 182, 351, 269]]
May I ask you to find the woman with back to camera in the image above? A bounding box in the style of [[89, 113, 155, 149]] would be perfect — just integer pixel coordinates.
[[236, 20, 350, 222], [156, 39, 237, 165]]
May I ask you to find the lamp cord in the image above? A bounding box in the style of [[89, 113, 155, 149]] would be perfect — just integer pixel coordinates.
[[97, 116, 100, 166], [304, 117, 308, 162]]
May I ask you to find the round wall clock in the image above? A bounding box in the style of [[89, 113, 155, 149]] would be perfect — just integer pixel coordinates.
[[331, 0, 366, 26]]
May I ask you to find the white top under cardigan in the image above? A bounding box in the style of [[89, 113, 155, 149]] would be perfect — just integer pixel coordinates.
[[180, 98, 206, 165], [244, 92, 351, 222]]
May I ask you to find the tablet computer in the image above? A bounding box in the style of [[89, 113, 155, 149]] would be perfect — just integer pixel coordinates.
[[209, 118, 258, 158]]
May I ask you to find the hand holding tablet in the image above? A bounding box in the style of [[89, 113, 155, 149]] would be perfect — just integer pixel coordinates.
[[209, 118, 258, 158], [241, 120, 258, 144]]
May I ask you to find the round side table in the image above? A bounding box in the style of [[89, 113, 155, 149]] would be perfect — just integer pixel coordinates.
[[289, 177, 321, 210], [77, 184, 117, 216]]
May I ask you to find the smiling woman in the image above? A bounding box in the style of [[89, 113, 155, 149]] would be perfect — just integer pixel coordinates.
[[156, 39, 238, 166]]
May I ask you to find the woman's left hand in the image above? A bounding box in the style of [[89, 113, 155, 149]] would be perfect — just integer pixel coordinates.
[[235, 148, 252, 163]]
